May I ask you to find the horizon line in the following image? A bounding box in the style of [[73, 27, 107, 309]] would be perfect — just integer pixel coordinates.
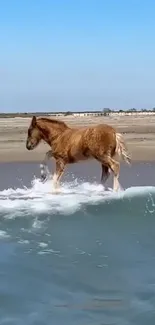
[[0, 107, 155, 115]]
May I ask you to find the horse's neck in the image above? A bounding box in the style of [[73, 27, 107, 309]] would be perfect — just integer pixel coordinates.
[[49, 126, 66, 143], [38, 121, 68, 145]]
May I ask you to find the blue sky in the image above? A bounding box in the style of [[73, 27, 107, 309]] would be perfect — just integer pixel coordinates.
[[0, 0, 155, 112]]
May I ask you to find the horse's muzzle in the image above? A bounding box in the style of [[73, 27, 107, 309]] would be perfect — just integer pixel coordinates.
[[26, 141, 33, 150]]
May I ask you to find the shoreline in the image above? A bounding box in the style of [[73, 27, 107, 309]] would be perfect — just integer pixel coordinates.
[[0, 157, 154, 164], [0, 145, 155, 163]]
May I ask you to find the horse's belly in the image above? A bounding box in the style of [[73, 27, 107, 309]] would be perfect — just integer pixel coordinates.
[[68, 147, 92, 163]]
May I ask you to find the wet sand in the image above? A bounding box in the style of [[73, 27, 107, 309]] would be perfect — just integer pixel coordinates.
[[0, 115, 155, 162]]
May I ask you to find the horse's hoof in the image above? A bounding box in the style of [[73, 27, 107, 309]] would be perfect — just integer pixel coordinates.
[[40, 175, 48, 183]]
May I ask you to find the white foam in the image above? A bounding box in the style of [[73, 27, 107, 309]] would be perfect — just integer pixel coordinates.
[[0, 230, 10, 239], [38, 242, 48, 248], [18, 239, 29, 244], [0, 178, 155, 218]]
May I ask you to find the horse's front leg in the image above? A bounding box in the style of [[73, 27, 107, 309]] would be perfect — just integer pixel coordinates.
[[40, 150, 53, 182], [52, 159, 66, 190]]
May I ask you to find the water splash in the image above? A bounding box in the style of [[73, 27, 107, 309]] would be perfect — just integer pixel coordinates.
[[0, 177, 154, 219]]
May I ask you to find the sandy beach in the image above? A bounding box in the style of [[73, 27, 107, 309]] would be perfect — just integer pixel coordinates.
[[0, 114, 155, 163]]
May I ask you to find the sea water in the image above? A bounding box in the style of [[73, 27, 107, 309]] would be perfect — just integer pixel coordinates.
[[0, 161, 155, 325]]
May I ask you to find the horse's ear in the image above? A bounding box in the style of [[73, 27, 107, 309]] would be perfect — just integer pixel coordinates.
[[31, 116, 37, 127]]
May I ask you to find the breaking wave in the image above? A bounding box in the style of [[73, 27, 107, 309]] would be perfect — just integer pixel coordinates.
[[0, 177, 155, 219]]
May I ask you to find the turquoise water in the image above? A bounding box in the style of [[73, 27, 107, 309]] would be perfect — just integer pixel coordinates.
[[0, 162, 155, 324]]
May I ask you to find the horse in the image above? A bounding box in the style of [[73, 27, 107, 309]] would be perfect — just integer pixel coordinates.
[[26, 116, 131, 191]]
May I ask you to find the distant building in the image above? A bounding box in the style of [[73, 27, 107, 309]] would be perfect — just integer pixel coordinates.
[[44, 110, 155, 118]]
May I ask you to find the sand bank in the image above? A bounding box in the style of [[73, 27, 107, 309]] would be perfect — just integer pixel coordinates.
[[0, 115, 155, 163]]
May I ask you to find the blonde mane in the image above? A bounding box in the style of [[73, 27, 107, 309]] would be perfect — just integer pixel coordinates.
[[37, 117, 68, 129]]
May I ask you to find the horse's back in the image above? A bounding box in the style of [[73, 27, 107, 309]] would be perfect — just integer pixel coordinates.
[[68, 124, 116, 156], [60, 123, 116, 148]]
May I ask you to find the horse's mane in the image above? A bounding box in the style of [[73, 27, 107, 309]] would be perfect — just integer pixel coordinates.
[[37, 117, 68, 128]]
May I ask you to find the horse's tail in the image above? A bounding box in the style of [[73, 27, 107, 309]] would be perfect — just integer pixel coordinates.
[[115, 132, 131, 165]]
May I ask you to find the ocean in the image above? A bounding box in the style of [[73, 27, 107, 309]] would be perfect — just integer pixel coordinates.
[[0, 160, 155, 325]]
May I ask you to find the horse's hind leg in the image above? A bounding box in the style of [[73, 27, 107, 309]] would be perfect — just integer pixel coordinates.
[[100, 157, 120, 192], [101, 165, 110, 184], [109, 158, 120, 192]]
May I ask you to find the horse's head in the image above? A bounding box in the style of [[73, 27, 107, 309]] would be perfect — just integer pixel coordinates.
[[26, 116, 42, 150]]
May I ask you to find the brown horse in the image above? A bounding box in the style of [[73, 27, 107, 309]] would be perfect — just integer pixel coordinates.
[[26, 116, 131, 191]]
